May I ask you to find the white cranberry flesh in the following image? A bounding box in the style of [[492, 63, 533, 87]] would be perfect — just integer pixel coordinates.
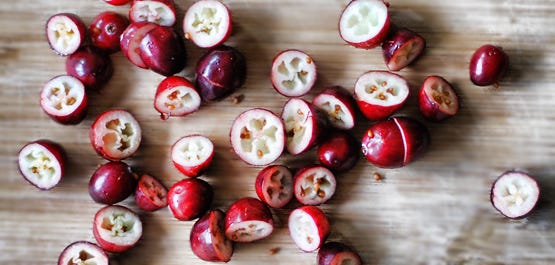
[[230, 108, 285, 166], [18, 140, 65, 190], [89, 109, 142, 161], [281, 98, 327, 155], [354, 70, 409, 121], [93, 205, 143, 253], [312, 86, 357, 130], [491, 171, 540, 219], [171, 134, 214, 178], [294, 165, 336, 206], [57, 241, 109, 265], [154, 76, 201, 120], [271, 49, 317, 97], [129, 0, 177, 26], [46, 13, 86, 56], [338, 0, 391, 49], [40, 75, 88, 125], [288, 205, 330, 252], [183, 0, 232, 48]]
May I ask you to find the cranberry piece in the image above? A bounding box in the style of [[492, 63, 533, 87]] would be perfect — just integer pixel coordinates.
[[66, 46, 113, 91], [88, 161, 137, 205], [90, 11, 129, 53], [318, 131, 360, 173], [469, 44, 509, 86]]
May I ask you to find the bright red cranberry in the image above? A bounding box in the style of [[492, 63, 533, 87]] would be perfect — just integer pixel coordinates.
[[318, 131, 360, 173], [270, 49, 317, 97], [89, 109, 142, 161], [254, 165, 294, 209], [190, 209, 234, 262], [134, 173, 168, 211], [338, 0, 391, 49], [88, 161, 137, 205], [183, 0, 232, 48], [90, 11, 129, 53], [281, 98, 329, 155], [93, 205, 143, 253], [139, 25, 186, 76], [317, 241, 363, 265], [40, 75, 88, 125], [382, 27, 426, 71], [45, 13, 86, 56], [196, 45, 247, 101], [224, 197, 274, 243], [58, 241, 108, 265], [168, 178, 214, 221], [103, 0, 131, 6], [469, 44, 509, 86], [65, 46, 113, 91]]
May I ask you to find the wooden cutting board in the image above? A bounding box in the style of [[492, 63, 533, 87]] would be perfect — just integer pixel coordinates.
[[1, 0, 555, 264]]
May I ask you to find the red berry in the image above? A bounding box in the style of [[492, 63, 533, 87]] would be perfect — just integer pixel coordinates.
[[190, 209, 234, 262], [183, 0, 232, 48], [134, 173, 168, 211], [271, 49, 317, 97], [167, 178, 214, 221], [469, 44, 509, 86], [318, 131, 360, 173], [89, 109, 142, 161], [224, 197, 274, 243], [45, 13, 86, 56], [418, 75, 459, 121], [88, 161, 137, 205], [66, 46, 113, 91], [93, 205, 143, 253], [382, 27, 426, 71], [40, 75, 88, 125], [90, 11, 129, 53], [18, 140, 66, 190], [354, 71, 409, 121], [339, 0, 391, 49]]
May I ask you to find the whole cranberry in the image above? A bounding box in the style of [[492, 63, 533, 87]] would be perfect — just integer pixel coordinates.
[[196, 45, 247, 101], [168, 178, 214, 221], [318, 131, 359, 172], [66, 46, 113, 91], [361, 117, 429, 168], [90, 11, 129, 53], [469, 44, 509, 86], [139, 25, 187, 76], [88, 161, 137, 205]]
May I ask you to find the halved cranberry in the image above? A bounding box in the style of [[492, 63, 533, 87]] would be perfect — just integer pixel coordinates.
[[45, 13, 86, 56], [89, 109, 142, 161], [254, 165, 294, 209], [338, 0, 391, 49], [40, 75, 88, 125], [18, 140, 66, 190], [271, 49, 317, 97], [183, 0, 232, 48], [224, 197, 274, 243]]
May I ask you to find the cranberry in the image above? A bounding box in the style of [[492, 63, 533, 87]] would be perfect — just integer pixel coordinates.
[[469, 44, 509, 86], [90, 11, 129, 53]]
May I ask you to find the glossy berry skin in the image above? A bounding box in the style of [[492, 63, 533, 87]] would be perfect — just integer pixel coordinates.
[[66, 46, 113, 91], [139, 25, 186, 76], [90, 12, 129, 53], [469, 44, 509, 86], [317, 242, 362, 265], [382, 27, 426, 71], [168, 178, 214, 221], [190, 209, 234, 262], [134, 174, 168, 211], [88, 161, 137, 205], [361, 117, 429, 168], [196, 45, 247, 101], [318, 131, 359, 173], [104, 0, 131, 5], [224, 197, 274, 243]]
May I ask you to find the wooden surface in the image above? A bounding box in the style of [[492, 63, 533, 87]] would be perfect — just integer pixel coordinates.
[[1, 0, 555, 264]]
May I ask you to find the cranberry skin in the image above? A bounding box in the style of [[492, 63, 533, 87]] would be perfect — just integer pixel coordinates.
[[104, 0, 131, 5], [318, 131, 359, 173], [361, 117, 429, 168], [469, 44, 509, 86], [139, 25, 186, 76], [90, 12, 129, 53], [66, 46, 113, 91], [168, 178, 214, 221], [196, 45, 247, 101], [88, 161, 137, 205]]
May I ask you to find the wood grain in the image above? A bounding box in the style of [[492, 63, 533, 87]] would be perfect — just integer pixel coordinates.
[[1, 0, 555, 264]]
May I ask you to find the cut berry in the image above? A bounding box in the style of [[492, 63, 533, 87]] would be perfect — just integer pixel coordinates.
[[312, 86, 357, 130], [294, 165, 336, 206], [171, 134, 214, 178], [490, 171, 540, 219], [224, 197, 274, 243], [183, 0, 232, 48], [66, 46, 114, 91], [58, 241, 108, 265], [230, 108, 285, 166], [135, 173, 168, 211], [469, 44, 509, 87], [288, 205, 330, 252], [270, 49, 317, 97], [196, 45, 247, 101], [40, 75, 88, 125], [361, 117, 429, 168], [154, 76, 201, 120], [354, 70, 409, 121], [120, 22, 159, 69], [93, 205, 143, 253], [419, 75, 459, 121], [317, 131, 359, 173], [382, 27, 426, 71], [18, 140, 65, 190], [139, 25, 187, 76], [255, 165, 294, 208], [168, 178, 214, 221], [89, 109, 142, 161], [317, 241, 362, 265], [90, 11, 130, 53], [190, 209, 234, 262], [338, 0, 391, 49], [88, 161, 137, 205], [129, 0, 177, 26], [46, 13, 86, 56], [281, 98, 328, 155]]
